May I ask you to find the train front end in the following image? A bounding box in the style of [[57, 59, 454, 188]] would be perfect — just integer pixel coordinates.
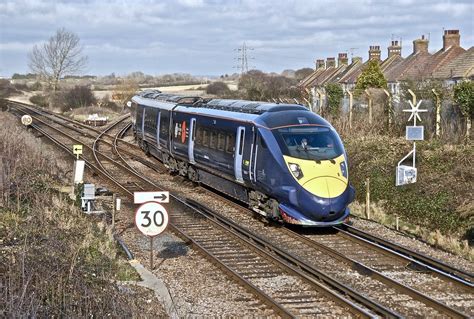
[[272, 124, 355, 226]]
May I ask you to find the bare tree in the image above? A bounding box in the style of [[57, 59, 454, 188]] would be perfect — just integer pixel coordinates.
[[28, 28, 87, 93]]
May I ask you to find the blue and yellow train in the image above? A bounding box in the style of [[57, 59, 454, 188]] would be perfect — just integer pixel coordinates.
[[129, 91, 355, 226]]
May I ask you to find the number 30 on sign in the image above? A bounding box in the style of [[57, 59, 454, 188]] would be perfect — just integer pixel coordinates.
[[135, 202, 169, 237]]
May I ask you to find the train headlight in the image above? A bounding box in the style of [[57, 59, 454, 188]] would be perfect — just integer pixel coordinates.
[[340, 161, 348, 178], [289, 163, 304, 180]]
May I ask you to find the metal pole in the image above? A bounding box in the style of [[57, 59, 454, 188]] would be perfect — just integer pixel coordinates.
[[408, 89, 416, 107], [150, 237, 154, 270], [317, 89, 323, 114], [413, 142, 416, 168], [432, 89, 441, 138], [112, 193, 116, 232], [383, 89, 392, 131]]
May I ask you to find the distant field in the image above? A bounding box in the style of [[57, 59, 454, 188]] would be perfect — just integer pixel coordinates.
[[94, 81, 237, 100]]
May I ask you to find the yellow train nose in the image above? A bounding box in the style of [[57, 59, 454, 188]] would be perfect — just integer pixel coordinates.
[[302, 176, 347, 198], [284, 154, 348, 199]]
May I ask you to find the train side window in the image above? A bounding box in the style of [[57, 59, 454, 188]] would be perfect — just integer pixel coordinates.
[[210, 131, 217, 149], [225, 134, 235, 153], [217, 132, 225, 151], [196, 127, 203, 145], [202, 129, 209, 147], [160, 114, 168, 134]]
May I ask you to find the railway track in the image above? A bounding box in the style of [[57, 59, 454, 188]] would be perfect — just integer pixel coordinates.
[[6, 101, 372, 317], [5, 99, 473, 317], [103, 122, 472, 317]]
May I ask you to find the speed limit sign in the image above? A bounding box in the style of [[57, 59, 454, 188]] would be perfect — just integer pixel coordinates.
[[135, 201, 169, 237]]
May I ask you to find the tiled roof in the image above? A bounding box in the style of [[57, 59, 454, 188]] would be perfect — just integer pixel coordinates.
[[432, 46, 473, 79], [340, 60, 372, 84], [384, 51, 432, 82], [337, 60, 364, 84], [299, 69, 324, 88], [307, 66, 342, 87], [423, 45, 466, 78], [381, 55, 404, 72]]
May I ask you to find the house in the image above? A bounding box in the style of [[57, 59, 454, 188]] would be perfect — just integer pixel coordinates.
[[300, 29, 472, 101]]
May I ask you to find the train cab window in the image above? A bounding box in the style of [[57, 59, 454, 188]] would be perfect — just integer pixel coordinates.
[[202, 129, 209, 147], [196, 127, 203, 145], [225, 134, 235, 153], [210, 131, 217, 149], [217, 133, 225, 151]]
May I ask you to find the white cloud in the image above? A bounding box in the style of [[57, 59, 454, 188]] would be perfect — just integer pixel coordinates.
[[0, 0, 472, 76]]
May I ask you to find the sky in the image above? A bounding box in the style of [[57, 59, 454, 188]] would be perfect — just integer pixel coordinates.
[[0, 0, 473, 77]]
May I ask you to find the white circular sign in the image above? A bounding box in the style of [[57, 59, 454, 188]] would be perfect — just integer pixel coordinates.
[[21, 115, 32, 126], [135, 202, 169, 237]]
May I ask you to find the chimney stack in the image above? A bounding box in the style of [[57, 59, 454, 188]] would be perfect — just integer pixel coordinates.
[[443, 30, 460, 50], [387, 40, 402, 58], [413, 35, 429, 54], [338, 53, 348, 66], [368, 45, 381, 61], [326, 57, 336, 68], [315, 59, 325, 70]]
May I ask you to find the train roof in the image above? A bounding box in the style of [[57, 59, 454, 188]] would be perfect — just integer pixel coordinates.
[[131, 93, 330, 129], [132, 94, 308, 114]]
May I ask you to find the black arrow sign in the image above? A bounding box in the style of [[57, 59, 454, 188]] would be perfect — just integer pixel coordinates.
[[154, 193, 167, 201], [74, 148, 81, 152]]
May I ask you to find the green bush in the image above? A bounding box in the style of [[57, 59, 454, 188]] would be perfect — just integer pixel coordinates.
[[346, 136, 472, 236], [325, 83, 344, 116]]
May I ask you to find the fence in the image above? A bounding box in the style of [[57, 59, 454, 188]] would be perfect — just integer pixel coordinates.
[[309, 88, 470, 142]]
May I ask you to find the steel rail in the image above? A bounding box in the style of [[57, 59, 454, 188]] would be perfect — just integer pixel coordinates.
[[93, 122, 377, 317], [18, 112, 295, 317], [11, 104, 470, 315], [339, 223, 474, 285], [275, 227, 469, 318]]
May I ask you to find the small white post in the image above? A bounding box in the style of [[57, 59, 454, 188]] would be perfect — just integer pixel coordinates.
[[365, 177, 370, 219]]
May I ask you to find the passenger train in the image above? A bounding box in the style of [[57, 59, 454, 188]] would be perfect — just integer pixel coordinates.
[[128, 90, 355, 226]]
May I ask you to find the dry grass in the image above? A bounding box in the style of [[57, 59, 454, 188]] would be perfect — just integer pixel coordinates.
[[350, 201, 474, 261], [0, 111, 166, 317]]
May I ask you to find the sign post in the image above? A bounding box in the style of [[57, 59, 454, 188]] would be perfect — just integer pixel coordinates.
[[134, 200, 169, 270], [396, 99, 427, 186], [73, 144, 83, 160]]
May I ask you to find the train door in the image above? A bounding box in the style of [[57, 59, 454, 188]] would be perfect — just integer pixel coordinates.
[[188, 118, 196, 164], [234, 126, 245, 183], [156, 111, 161, 150], [159, 111, 169, 150], [249, 127, 258, 184]]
